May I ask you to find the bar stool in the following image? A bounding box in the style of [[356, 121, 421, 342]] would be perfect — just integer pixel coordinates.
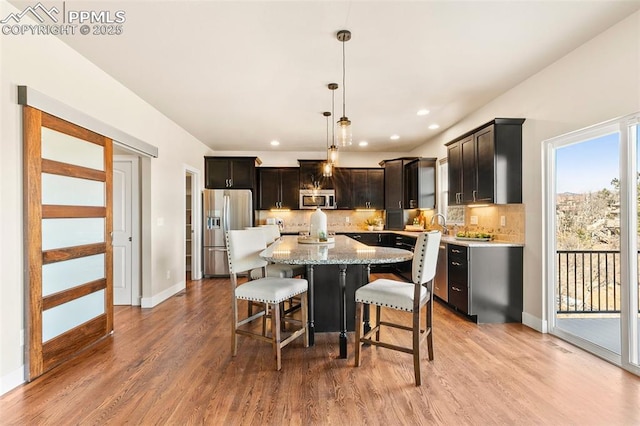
[[226, 228, 308, 371], [354, 230, 441, 385]]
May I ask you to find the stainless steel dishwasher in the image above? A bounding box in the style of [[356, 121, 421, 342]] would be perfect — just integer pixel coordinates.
[[433, 243, 448, 302]]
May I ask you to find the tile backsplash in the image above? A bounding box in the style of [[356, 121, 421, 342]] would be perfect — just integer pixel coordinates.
[[256, 209, 386, 233], [452, 204, 525, 243], [256, 204, 525, 243]]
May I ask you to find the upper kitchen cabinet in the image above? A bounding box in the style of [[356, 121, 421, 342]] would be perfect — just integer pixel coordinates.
[[332, 168, 383, 209], [381, 157, 417, 209], [333, 167, 353, 209], [298, 160, 333, 190], [257, 167, 299, 210], [351, 168, 384, 209], [405, 157, 437, 209], [205, 156, 258, 189], [446, 118, 525, 205]]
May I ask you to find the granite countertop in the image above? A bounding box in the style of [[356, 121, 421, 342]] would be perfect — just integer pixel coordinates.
[[395, 232, 524, 247], [282, 230, 524, 247], [260, 235, 413, 265]]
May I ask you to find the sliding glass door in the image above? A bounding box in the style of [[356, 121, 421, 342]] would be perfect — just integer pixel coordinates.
[[545, 113, 639, 375]]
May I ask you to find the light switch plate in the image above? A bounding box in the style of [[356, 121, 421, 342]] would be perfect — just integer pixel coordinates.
[[500, 215, 506, 227], [470, 215, 478, 225]]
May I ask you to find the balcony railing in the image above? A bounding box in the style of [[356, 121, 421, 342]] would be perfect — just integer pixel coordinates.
[[557, 250, 640, 314]]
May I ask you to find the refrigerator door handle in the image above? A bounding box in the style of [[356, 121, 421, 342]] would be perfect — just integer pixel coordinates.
[[223, 194, 230, 234]]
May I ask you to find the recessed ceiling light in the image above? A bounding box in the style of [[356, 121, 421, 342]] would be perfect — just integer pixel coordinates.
[[359, 141, 368, 147], [390, 134, 400, 140], [270, 140, 280, 146], [417, 109, 430, 116], [428, 124, 440, 130]]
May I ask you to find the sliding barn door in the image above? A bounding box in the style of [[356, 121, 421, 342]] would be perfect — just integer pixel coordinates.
[[23, 106, 113, 380]]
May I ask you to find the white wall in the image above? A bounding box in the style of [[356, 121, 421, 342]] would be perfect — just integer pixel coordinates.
[[411, 11, 640, 331], [0, 1, 211, 393]]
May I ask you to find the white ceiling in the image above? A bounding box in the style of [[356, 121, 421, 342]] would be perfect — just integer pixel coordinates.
[[43, 1, 640, 153]]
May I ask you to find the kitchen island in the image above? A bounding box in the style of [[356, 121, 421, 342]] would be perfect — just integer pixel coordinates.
[[260, 235, 413, 358]]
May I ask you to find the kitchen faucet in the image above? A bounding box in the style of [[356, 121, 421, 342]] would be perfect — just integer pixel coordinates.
[[430, 213, 448, 235]]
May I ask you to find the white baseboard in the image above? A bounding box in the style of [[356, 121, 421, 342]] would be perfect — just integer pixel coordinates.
[[522, 311, 548, 333], [1, 365, 25, 396], [140, 280, 185, 308]]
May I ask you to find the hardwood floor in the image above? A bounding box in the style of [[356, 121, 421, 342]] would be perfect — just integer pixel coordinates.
[[2, 274, 640, 425]]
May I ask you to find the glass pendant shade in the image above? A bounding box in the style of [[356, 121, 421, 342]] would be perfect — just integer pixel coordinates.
[[337, 117, 352, 147], [322, 161, 333, 177], [328, 145, 338, 164]]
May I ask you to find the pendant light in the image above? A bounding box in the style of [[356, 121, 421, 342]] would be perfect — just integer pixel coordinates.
[[322, 111, 333, 177], [328, 83, 339, 164], [336, 29, 352, 147]]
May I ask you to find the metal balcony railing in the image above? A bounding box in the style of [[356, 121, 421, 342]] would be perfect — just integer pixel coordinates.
[[557, 250, 640, 314]]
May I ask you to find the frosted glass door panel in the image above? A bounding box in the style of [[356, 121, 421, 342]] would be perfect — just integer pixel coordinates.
[[42, 254, 105, 296], [42, 290, 105, 342], [41, 127, 104, 171], [42, 174, 104, 206], [42, 218, 104, 250]]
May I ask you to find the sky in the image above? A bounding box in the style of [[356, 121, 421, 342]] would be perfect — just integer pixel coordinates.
[[555, 132, 621, 194]]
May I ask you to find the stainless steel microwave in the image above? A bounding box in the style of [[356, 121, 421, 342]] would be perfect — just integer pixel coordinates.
[[299, 189, 336, 209]]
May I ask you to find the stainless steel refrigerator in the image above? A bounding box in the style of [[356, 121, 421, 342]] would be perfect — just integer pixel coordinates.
[[203, 189, 253, 277]]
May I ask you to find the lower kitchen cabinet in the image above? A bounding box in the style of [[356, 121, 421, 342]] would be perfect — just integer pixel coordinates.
[[446, 243, 523, 323], [433, 242, 448, 302]]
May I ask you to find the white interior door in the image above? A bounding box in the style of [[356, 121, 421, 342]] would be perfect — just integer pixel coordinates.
[[113, 159, 132, 305]]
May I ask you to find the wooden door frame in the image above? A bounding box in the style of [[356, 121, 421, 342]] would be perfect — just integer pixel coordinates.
[[23, 106, 113, 380]]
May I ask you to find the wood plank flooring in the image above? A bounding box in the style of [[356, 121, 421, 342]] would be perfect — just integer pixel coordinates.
[[2, 274, 640, 425]]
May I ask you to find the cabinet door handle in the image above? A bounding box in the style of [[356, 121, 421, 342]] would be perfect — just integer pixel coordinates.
[[398, 201, 402, 208], [472, 190, 477, 201], [451, 261, 462, 266], [451, 286, 463, 292], [229, 179, 233, 187], [451, 249, 462, 253]]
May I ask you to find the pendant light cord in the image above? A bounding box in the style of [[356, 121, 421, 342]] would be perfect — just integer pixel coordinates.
[[331, 88, 336, 143], [326, 114, 330, 151], [342, 39, 346, 118]]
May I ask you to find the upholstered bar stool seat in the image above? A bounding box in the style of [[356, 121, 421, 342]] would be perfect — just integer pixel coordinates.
[[235, 277, 307, 303], [355, 279, 429, 312]]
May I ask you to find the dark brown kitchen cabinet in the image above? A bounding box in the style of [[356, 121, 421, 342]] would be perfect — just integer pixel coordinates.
[[257, 167, 299, 210], [352, 168, 384, 209], [333, 167, 353, 209], [447, 118, 524, 205], [446, 243, 523, 323], [205, 156, 257, 189], [332, 168, 383, 209], [382, 158, 411, 210], [405, 157, 437, 209], [299, 160, 333, 190]]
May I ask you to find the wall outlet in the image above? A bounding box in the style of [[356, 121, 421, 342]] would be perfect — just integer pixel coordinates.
[[500, 215, 506, 227], [470, 215, 478, 225], [166, 270, 171, 280], [345, 217, 350, 223]]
